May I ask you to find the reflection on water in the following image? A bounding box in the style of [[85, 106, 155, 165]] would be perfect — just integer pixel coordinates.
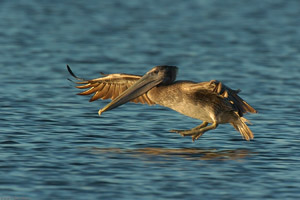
[[89, 147, 254, 161]]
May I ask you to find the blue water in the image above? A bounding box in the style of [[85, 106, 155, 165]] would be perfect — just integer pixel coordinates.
[[1, 0, 300, 199]]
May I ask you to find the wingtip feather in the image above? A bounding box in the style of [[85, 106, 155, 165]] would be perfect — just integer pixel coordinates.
[[67, 65, 85, 81]]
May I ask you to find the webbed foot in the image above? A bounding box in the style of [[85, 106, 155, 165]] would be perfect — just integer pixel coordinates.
[[170, 121, 218, 142], [170, 129, 204, 142]]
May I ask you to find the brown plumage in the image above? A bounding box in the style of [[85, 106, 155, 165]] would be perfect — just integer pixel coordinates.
[[68, 65, 257, 142], [68, 66, 155, 105]]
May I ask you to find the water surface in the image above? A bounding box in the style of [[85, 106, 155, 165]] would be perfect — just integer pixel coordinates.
[[1, 0, 300, 199]]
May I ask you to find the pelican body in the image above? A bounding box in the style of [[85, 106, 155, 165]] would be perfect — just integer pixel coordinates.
[[68, 65, 257, 141]]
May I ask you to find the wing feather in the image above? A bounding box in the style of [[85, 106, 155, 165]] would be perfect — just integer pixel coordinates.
[[78, 83, 104, 95], [67, 66, 155, 105], [76, 83, 95, 89], [102, 84, 112, 100], [189, 80, 257, 116]]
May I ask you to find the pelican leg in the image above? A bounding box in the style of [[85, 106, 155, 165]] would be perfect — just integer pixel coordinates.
[[170, 121, 208, 134], [171, 122, 218, 142], [193, 122, 209, 130]]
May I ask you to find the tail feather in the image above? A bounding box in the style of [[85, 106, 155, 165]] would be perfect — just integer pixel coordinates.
[[231, 117, 254, 141]]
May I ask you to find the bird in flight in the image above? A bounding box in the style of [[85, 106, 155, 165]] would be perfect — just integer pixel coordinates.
[[67, 65, 257, 141]]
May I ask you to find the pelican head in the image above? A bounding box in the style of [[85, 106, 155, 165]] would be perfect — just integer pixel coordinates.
[[98, 65, 178, 115], [145, 65, 178, 85]]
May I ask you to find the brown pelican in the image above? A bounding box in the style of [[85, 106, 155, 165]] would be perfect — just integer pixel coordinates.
[[67, 65, 257, 141]]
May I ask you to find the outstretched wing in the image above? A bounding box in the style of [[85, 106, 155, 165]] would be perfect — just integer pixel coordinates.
[[190, 80, 257, 116], [67, 65, 155, 105]]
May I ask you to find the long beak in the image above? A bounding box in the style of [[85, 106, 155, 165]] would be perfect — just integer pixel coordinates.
[[98, 73, 163, 115]]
